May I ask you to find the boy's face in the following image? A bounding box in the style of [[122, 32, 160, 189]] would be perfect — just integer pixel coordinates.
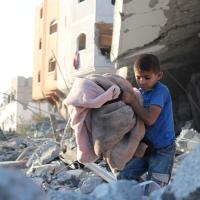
[[134, 67, 163, 90]]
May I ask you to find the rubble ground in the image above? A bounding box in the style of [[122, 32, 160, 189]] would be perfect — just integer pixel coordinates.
[[0, 121, 200, 199]]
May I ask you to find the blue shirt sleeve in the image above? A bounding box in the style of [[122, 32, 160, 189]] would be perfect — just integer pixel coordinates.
[[149, 88, 165, 108]]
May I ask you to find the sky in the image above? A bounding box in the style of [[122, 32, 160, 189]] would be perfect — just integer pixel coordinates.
[[0, 0, 42, 98]]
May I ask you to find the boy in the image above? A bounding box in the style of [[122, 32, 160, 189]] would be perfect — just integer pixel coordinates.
[[117, 54, 176, 189]]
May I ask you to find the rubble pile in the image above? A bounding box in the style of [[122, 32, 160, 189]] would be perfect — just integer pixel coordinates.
[[0, 124, 200, 199], [150, 145, 200, 200], [0, 132, 107, 196]]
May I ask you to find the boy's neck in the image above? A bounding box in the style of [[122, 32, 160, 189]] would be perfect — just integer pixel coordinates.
[[140, 81, 159, 92]]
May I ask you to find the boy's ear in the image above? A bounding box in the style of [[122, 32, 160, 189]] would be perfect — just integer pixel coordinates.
[[157, 71, 163, 80]]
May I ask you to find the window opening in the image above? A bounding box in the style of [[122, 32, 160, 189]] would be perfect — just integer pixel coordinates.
[[50, 20, 58, 34], [77, 33, 86, 51], [48, 58, 56, 72]]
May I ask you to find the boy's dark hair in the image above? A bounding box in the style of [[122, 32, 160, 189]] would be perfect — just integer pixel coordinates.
[[134, 54, 160, 73]]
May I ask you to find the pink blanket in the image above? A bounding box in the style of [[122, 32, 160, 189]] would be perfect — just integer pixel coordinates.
[[63, 74, 144, 170], [63, 77, 121, 163]]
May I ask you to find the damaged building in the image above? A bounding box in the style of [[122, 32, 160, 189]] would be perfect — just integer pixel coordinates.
[[111, 0, 200, 132], [32, 0, 200, 132], [0, 77, 51, 134], [32, 0, 115, 107], [1, 1, 200, 199]]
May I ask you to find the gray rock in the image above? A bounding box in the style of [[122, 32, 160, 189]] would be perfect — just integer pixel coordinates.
[[47, 191, 93, 200], [150, 145, 200, 200], [56, 171, 80, 188], [79, 176, 103, 194], [57, 171, 73, 184], [0, 168, 46, 200], [26, 140, 60, 167], [92, 180, 143, 200]]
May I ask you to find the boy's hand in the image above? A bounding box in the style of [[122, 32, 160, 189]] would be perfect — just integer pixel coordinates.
[[134, 142, 148, 158], [122, 89, 137, 105]]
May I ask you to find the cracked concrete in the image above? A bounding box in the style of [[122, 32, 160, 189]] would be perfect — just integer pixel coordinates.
[[111, 0, 200, 70], [111, 0, 200, 133]]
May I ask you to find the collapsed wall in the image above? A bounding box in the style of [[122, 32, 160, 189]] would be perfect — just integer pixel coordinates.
[[111, 0, 200, 132]]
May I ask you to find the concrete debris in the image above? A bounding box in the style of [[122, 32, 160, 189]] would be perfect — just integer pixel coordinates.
[[0, 168, 46, 200], [150, 144, 200, 200], [26, 140, 60, 167], [0, 160, 27, 169], [91, 180, 143, 200], [26, 161, 65, 177], [79, 175, 104, 194], [0, 126, 200, 199], [187, 73, 200, 132], [47, 191, 93, 200], [176, 123, 200, 154], [84, 163, 116, 183], [56, 171, 75, 184]]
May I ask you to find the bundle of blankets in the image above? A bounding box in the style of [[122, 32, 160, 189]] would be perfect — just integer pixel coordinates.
[[63, 73, 145, 173]]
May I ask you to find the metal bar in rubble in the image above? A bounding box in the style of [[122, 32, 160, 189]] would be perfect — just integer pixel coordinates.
[[16, 146, 35, 161], [84, 163, 117, 183]]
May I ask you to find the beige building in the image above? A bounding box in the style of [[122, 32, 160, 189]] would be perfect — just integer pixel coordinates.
[[33, 0, 115, 101]]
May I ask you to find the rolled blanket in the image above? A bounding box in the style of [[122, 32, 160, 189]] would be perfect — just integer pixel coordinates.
[[104, 118, 145, 172], [91, 101, 136, 156]]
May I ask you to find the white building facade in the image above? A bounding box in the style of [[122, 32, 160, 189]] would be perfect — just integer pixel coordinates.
[[0, 77, 52, 133], [58, 0, 116, 89]]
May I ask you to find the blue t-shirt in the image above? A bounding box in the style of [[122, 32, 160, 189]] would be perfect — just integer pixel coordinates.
[[140, 82, 175, 149]]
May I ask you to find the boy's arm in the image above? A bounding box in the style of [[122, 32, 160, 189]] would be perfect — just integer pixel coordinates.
[[122, 90, 161, 126]]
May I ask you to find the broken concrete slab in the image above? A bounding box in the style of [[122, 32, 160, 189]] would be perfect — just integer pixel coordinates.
[[0, 160, 27, 169], [79, 175, 104, 194], [91, 179, 143, 200], [150, 144, 200, 199], [26, 161, 65, 177], [26, 140, 60, 168], [0, 168, 46, 200]]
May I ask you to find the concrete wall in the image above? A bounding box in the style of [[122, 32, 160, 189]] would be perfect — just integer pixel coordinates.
[[33, 3, 45, 100], [0, 102, 17, 132], [0, 77, 51, 133], [56, 0, 73, 91], [0, 100, 51, 133], [111, 0, 200, 132], [70, 0, 96, 78], [111, 0, 200, 70]]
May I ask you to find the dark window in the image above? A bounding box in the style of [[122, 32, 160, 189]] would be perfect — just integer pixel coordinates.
[[7, 95, 10, 103], [11, 92, 15, 101], [100, 47, 111, 59], [48, 58, 56, 72], [50, 20, 58, 34], [77, 33, 86, 51], [40, 8, 43, 18], [39, 39, 42, 50], [37, 71, 41, 82], [111, 0, 115, 5]]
